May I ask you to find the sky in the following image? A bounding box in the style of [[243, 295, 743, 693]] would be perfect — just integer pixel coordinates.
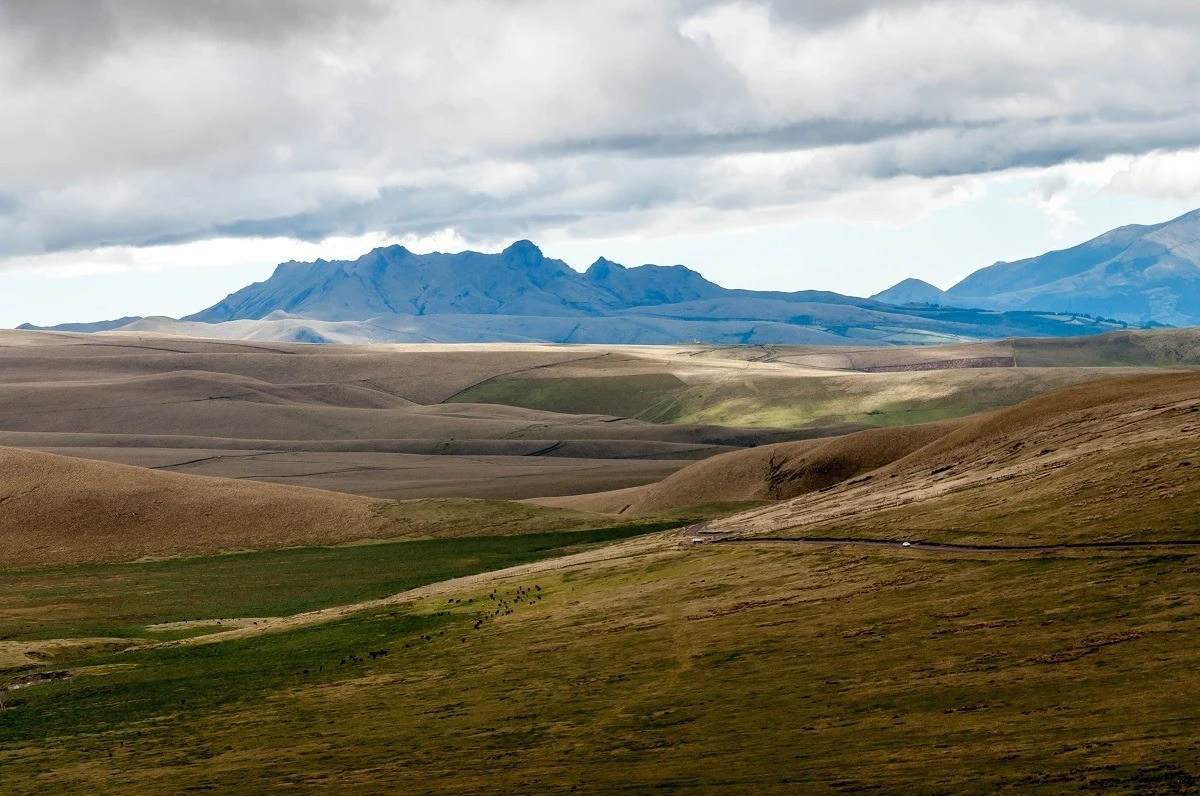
[[4, 0, 1200, 328]]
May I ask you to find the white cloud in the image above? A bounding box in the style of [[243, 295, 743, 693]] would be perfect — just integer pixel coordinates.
[[2, 0, 1200, 269], [1104, 148, 1200, 200], [1022, 175, 1079, 238], [0, 230, 478, 278]]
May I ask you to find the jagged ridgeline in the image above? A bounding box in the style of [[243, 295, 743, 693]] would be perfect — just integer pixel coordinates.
[[24, 240, 1139, 344], [180, 240, 1134, 344]]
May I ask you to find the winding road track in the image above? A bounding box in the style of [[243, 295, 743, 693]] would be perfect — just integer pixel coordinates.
[[686, 530, 1200, 555]]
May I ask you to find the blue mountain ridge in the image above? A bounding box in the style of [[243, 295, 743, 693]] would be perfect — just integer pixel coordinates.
[[186, 240, 879, 324], [872, 208, 1200, 326], [28, 218, 1192, 343]]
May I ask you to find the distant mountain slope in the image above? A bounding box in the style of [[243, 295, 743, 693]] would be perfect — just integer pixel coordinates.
[[113, 307, 1128, 346], [944, 209, 1200, 325], [188, 241, 745, 324], [869, 278, 952, 307], [164, 239, 1137, 344], [188, 241, 613, 322], [16, 316, 144, 333], [188, 240, 891, 326], [27, 228, 1177, 345], [582, 257, 725, 306]]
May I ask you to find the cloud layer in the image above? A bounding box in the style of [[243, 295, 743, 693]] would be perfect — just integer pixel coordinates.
[[3, 0, 1200, 264]]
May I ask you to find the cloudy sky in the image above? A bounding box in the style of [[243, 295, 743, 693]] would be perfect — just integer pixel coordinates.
[[4, 0, 1200, 327]]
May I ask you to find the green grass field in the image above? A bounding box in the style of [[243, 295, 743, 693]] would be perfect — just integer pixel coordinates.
[[446, 373, 688, 418], [3, 541, 1198, 793], [0, 523, 696, 645], [448, 368, 1157, 429]]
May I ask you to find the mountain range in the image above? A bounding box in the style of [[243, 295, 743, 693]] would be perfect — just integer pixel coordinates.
[[137, 241, 1132, 345], [872, 208, 1200, 326], [186, 240, 734, 323], [22, 209, 1200, 345]]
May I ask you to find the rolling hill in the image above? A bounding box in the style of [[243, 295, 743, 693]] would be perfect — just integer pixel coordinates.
[[532, 419, 964, 514], [717, 369, 1200, 545], [2, 329, 1191, 505], [0, 446, 396, 568], [536, 365, 1200, 529]]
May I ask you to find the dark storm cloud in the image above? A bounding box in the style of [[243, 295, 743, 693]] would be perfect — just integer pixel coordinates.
[[758, 0, 1200, 29], [2, 0, 1200, 263], [0, 0, 384, 73]]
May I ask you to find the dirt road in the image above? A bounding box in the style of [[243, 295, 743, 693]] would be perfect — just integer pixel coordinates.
[[690, 531, 1200, 555]]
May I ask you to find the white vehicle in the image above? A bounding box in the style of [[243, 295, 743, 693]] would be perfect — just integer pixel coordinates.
[[901, 541, 912, 548]]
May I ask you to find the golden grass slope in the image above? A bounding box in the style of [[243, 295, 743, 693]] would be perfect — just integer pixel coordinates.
[[534, 418, 964, 515], [718, 370, 1200, 545], [0, 446, 395, 568]]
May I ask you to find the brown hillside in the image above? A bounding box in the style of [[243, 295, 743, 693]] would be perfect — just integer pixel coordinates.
[[1, 330, 1191, 505], [0, 447, 395, 568], [719, 370, 1200, 544], [881, 369, 1200, 474], [534, 419, 964, 514]]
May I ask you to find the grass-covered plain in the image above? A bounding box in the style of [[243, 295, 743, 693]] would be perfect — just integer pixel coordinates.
[[2, 540, 1198, 793], [0, 518, 717, 645], [450, 366, 1165, 429], [446, 373, 688, 418]]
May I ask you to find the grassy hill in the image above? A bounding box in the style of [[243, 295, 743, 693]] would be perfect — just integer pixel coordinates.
[[0, 446, 396, 568], [448, 329, 1200, 429], [719, 370, 1200, 546], [534, 419, 964, 515], [0, 446, 742, 570]]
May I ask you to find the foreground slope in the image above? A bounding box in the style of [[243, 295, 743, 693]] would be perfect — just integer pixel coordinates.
[[6, 536, 1200, 792]]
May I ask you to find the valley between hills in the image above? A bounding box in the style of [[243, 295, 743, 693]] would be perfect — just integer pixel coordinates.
[[1, 326, 1198, 793]]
